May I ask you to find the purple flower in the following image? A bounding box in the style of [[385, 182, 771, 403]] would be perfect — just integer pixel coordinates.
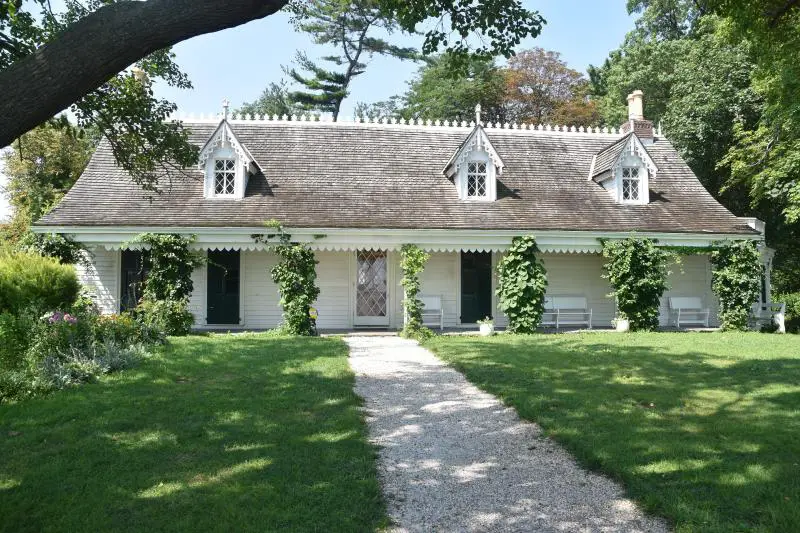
[[63, 314, 78, 325]]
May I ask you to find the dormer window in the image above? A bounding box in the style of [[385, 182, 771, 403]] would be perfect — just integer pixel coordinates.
[[621, 167, 640, 202], [442, 121, 504, 202], [214, 159, 236, 196], [589, 132, 657, 206], [467, 161, 488, 198], [197, 117, 260, 201]]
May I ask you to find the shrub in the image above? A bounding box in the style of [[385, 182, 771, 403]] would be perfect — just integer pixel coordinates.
[[136, 298, 194, 337], [711, 240, 762, 331], [0, 310, 38, 371], [0, 250, 80, 314], [94, 312, 163, 345], [1, 304, 159, 402], [496, 236, 548, 333], [601, 237, 670, 331], [400, 244, 433, 339]]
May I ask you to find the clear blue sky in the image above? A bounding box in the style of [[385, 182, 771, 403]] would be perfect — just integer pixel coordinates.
[[1, 0, 636, 221], [154, 0, 636, 118]]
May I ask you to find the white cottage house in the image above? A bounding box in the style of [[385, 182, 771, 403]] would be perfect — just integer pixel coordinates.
[[35, 91, 775, 330]]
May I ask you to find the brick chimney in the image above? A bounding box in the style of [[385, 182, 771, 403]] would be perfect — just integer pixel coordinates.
[[620, 90, 654, 143]]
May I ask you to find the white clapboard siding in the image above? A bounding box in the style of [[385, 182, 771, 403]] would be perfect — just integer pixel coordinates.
[[315, 251, 352, 329], [541, 253, 614, 328], [661, 254, 719, 327], [188, 252, 207, 326], [419, 252, 459, 327], [241, 250, 282, 329], [76, 248, 119, 314], [494, 253, 613, 328]]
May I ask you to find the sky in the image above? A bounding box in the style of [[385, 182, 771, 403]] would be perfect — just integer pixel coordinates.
[[0, 0, 637, 222]]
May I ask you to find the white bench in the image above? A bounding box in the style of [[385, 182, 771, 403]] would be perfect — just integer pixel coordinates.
[[541, 296, 592, 329], [668, 296, 710, 328], [751, 302, 786, 333], [420, 295, 444, 330]]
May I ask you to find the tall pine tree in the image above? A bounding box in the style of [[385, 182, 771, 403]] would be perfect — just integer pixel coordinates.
[[286, 0, 418, 121]]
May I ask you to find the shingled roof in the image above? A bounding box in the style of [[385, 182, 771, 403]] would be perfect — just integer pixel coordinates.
[[37, 119, 756, 236]]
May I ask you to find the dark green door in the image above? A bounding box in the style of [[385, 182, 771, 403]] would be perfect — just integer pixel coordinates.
[[461, 251, 492, 323], [207, 250, 240, 325]]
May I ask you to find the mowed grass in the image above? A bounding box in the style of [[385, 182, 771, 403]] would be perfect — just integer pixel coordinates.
[[425, 332, 800, 533], [0, 334, 386, 533]]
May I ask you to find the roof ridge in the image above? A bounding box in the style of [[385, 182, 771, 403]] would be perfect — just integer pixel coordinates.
[[170, 112, 626, 137]]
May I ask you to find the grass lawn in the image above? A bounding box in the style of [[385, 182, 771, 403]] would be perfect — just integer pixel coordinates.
[[0, 333, 386, 532], [425, 332, 800, 533]]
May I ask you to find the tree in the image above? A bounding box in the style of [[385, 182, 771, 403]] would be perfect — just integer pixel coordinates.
[[591, 0, 800, 304], [1, 0, 544, 146], [285, 0, 418, 120], [237, 80, 304, 118], [621, 0, 800, 223], [504, 47, 599, 126], [1, 119, 94, 244], [402, 54, 509, 122]]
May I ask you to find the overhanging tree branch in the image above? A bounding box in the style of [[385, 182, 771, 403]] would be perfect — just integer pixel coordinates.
[[0, 0, 288, 147]]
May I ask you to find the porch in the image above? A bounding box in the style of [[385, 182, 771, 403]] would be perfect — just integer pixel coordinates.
[[79, 247, 723, 330]]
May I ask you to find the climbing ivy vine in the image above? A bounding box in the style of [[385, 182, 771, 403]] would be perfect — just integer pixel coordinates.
[[710, 240, 763, 331], [129, 233, 203, 335], [601, 237, 670, 331], [496, 236, 548, 333], [400, 244, 432, 340], [252, 220, 320, 336], [132, 233, 202, 301]]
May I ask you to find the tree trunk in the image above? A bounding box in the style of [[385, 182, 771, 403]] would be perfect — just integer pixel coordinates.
[[0, 0, 288, 147]]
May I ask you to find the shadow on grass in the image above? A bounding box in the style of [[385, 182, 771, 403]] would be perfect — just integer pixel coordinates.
[[425, 333, 800, 533], [0, 335, 386, 533]]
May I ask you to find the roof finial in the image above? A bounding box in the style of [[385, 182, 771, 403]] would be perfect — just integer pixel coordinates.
[[475, 103, 482, 126], [222, 98, 230, 121]]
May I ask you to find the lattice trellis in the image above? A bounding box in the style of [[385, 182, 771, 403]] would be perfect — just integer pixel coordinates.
[[356, 250, 387, 317]]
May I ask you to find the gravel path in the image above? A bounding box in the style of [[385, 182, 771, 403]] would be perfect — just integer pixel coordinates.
[[345, 336, 669, 533]]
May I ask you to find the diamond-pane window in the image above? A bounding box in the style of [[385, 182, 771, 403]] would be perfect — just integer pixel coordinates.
[[214, 158, 236, 195], [356, 251, 387, 317], [621, 166, 640, 201], [467, 161, 487, 197]]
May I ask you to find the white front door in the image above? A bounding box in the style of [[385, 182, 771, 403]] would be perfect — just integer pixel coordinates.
[[354, 250, 389, 326]]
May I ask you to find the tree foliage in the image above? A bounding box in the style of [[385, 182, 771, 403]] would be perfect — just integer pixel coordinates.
[[601, 237, 670, 331], [710, 240, 763, 331], [1, 1, 198, 189], [399, 244, 431, 339], [285, 0, 418, 121], [1, 120, 94, 241], [496, 236, 548, 333], [402, 54, 509, 122], [590, 1, 800, 301], [1, 119, 92, 265], [367, 48, 598, 125], [237, 80, 304, 118], [252, 221, 320, 336], [1, 0, 544, 145], [505, 48, 599, 126]]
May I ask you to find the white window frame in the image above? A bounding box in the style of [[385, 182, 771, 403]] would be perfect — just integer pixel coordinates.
[[621, 166, 641, 202], [466, 160, 489, 198], [457, 150, 496, 201], [204, 146, 245, 200], [614, 152, 649, 205], [212, 158, 236, 197]]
